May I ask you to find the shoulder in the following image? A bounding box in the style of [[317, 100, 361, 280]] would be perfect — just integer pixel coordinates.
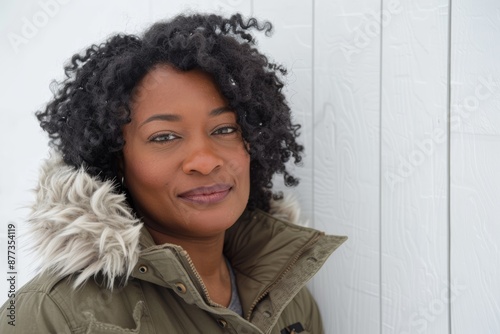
[[13, 272, 112, 307], [1, 273, 145, 333], [0, 273, 73, 332]]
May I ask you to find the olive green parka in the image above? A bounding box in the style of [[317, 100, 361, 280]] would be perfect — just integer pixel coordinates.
[[0, 154, 346, 333]]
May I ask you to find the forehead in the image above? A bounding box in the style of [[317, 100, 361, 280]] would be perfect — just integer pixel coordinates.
[[130, 65, 228, 121]]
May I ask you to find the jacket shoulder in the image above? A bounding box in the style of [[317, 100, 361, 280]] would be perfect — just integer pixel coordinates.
[[0, 273, 74, 333], [1, 273, 145, 333]]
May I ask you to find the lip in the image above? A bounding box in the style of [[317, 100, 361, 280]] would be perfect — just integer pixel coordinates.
[[177, 184, 232, 205]]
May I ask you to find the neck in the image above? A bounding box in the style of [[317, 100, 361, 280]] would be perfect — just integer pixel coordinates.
[[146, 227, 232, 306]]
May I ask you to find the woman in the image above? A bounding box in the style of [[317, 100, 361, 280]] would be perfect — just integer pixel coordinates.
[[0, 13, 346, 333]]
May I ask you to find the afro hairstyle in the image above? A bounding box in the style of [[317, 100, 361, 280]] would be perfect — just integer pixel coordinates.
[[36, 13, 304, 212]]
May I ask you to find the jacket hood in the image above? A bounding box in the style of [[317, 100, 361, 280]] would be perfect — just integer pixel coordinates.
[[27, 153, 309, 289], [28, 153, 142, 289]]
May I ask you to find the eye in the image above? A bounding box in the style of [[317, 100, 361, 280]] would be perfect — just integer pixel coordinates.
[[213, 126, 238, 135], [149, 132, 180, 143]]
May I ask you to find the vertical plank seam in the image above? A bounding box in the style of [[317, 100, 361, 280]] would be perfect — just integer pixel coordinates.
[[447, 0, 453, 333], [379, 0, 384, 333], [311, 0, 315, 229]]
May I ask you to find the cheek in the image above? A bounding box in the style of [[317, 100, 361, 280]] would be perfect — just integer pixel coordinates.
[[124, 154, 172, 191], [227, 156, 249, 178], [127, 163, 152, 187], [228, 150, 251, 188]]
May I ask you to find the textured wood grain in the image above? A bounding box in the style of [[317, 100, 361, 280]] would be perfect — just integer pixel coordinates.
[[3, 1, 499, 332], [313, 0, 381, 333], [450, 0, 500, 332], [380, 1, 449, 333], [149, 0, 251, 22]]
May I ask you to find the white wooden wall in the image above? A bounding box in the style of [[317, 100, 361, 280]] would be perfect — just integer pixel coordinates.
[[1, 0, 499, 333]]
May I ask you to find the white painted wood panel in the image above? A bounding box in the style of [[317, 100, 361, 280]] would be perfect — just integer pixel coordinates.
[[313, 0, 381, 333], [450, 0, 500, 332], [149, 0, 251, 23], [3, 0, 500, 332], [380, 1, 450, 333]]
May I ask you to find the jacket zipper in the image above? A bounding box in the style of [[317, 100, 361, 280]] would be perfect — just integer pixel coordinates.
[[245, 232, 322, 320], [178, 249, 226, 308]]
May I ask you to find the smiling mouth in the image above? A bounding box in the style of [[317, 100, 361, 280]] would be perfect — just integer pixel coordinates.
[[177, 184, 232, 205]]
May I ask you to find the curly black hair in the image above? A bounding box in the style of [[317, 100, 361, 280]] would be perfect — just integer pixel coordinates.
[[36, 13, 303, 212]]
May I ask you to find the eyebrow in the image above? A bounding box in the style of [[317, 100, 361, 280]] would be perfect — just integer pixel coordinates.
[[209, 106, 233, 117], [139, 106, 233, 127]]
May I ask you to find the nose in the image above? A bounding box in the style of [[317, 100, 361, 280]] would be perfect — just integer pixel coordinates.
[[182, 139, 223, 175]]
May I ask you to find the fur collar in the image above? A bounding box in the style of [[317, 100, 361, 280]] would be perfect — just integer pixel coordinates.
[[27, 153, 302, 289]]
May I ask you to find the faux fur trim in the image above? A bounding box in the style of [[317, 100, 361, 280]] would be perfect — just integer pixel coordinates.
[[27, 152, 304, 288], [269, 193, 304, 226], [28, 153, 142, 289]]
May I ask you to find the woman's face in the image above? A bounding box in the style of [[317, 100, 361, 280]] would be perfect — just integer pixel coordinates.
[[122, 65, 250, 239]]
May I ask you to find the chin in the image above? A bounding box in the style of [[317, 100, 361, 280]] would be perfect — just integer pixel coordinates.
[[182, 203, 243, 231]]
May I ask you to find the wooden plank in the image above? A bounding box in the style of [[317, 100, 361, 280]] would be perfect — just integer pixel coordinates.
[[450, 0, 500, 332], [149, 0, 251, 21], [313, 0, 382, 332], [380, 1, 449, 333]]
